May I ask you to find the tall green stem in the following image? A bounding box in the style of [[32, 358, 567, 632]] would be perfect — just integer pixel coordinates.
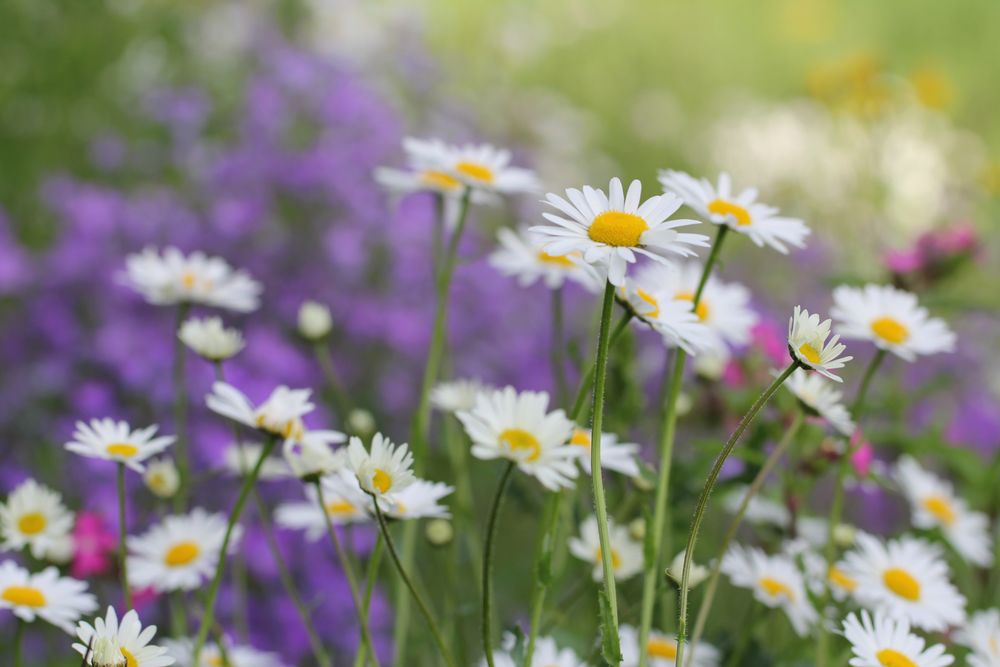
[[116, 462, 133, 610], [524, 492, 563, 665], [481, 462, 516, 667], [354, 536, 386, 667], [569, 313, 633, 422], [551, 288, 569, 408], [673, 360, 799, 667], [13, 618, 24, 667], [172, 302, 191, 511]]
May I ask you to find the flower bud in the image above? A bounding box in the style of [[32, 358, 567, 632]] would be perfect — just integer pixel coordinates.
[[92, 637, 126, 666], [298, 301, 332, 340], [425, 519, 453, 547], [347, 409, 376, 438], [628, 517, 646, 542], [833, 523, 857, 548], [666, 549, 709, 590], [143, 459, 180, 499]]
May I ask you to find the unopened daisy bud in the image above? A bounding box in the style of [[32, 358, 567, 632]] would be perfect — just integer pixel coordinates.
[[628, 517, 646, 541], [667, 549, 709, 590], [693, 350, 728, 381], [298, 300, 332, 340], [347, 409, 376, 438], [675, 392, 693, 417], [143, 458, 180, 499], [833, 523, 857, 548], [178, 316, 245, 361], [91, 636, 126, 666], [631, 472, 654, 492], [425, 519, 454, 547]]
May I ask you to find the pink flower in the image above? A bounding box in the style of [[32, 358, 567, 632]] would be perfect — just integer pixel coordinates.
[[849, 439, 874, 478], [71, 511, 117, 579], [883, 248, 923, 274], [751, 320, 789, 368]]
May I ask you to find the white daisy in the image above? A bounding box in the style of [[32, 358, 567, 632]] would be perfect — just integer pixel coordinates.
[[489, 226, 601, 291], [297, 301, 333, 341], [619, 623, 721, 667], [530, 177, 710, 286], [665, 549, 711, 591], [568, 515, 643, 582], [177, 317, 245, 361], [800, 548, 860, 602], [787, 306, 853, 382], [282, 435, 347, 481], [720, 544, 818, 636], [430, 378, 492, 414], [0, 479, 75, 561], [840, 534, 966, 632], [402, 138, 540, 194], [127, 509, 239, 593], [842, 609, 953, 667], [619, 265, 714, 354], [722, 487, 790, 527], [346, 432, 416, 503], [893, 456, 993, 567], [567, 427, 641, 477], [275, 473, 368, 541], [143, 459, 180, 499], [73, 606, 174, 667], [783, 368, 856, 435], [381, 479, 454, 521], [163, 637, 285, 667], [0, 560, 96, 633], [956, 609, 1000, 667], [124, 247, 261, 313], [658, 170, 810, 254], [831, 284, 956, 361], [480, 632, 583, 667], [65, 419, 176, 473], [223, 443, 291, 480], [457, 386, 578, 491]]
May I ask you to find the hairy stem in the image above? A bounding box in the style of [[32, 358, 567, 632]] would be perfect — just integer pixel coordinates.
[[481, 461, 516, 667]]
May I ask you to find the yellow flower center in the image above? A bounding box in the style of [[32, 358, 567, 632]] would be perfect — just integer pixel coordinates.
[[707, 198, 752, 226], [372, 469, 392, 494], [121, 648, 138, 667], [588, 211, 649, 247], [634, 287, 661, 319], [455, 161, 494, 183], [758, 576, 795, 601], [646, 637, 678, 659], [420, 169, 462, 191], [922, 495, 956, 525], [106, 443, 139, 458], [164, 541, 201, 567], [498, 428, 542, 462], [883, 567, 921, 601], [798, 343, 821, 365], [674, 290, 710, 321], [326, 500, 356, 516], [595, 546, 622, 570], [17, 512, 47, 535], [207, 657, 224, 667], [180, 270, 197, 289], [870, 316, 909, 345], [829, 567, 857, 591], [570, 428, 591, 448], [536, 251, 576, 268], [256, 415, 304, 441], [1, 585, 46, 608], [876, 648, 917, 667]]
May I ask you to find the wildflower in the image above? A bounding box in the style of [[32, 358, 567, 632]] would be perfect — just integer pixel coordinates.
[[666, 549, 710, 590], [73, 606, 174, 666], [568, 515, 643, 582], [275, 473, 368, 541], [619, 267, 713, 354], [782, 368, 856, 435], [489, 226, 600, 291], [282, 436, 346, 481], [380, 479, 454, 520], [0, 560, 97, 632], [206, 382, 345, 448], [722, 487, 789, 527], [619, 623, 721, 667], [842, 609, 953, 667], [70, 512, 117, 579], [956, 609, 1000, 667], [177, 317, 245, 361], [430, 378, 492, 414], [0, 479, 75, 561], [787, 306, 853, 381], [402, 138, 540, 194], [347, 432, 416, 503], [162, 637, 283, 667], [567, 427, 641, 478], [65, 419, 176, 473], [143, 459, 180, 499], [124, 247, 261, 313], [720, 545, 818, 636], [480, 633, 582, 667], [425, 519, 454, 547], [297, 300, 332, 341]]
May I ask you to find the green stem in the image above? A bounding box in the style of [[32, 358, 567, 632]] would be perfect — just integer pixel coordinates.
[[551, 288, 569, 408], [481, 462, 516, 667], [116, 462, 133, 610], [354, 536, 386, 667], [569, 313, 633, 422], [373, 497, 456, 667], [524, 492, 563, 665], [444, 414, 482, 584], [172, 302, 191, 511], [673, 360, 800, 667], [314, 342, 353, 423], [13, 619, 24, 667]]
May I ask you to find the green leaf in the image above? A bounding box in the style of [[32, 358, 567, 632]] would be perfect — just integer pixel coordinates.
[[598, 589, 622, 664]]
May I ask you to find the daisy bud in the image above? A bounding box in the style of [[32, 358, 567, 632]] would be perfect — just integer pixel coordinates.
[[833, 523, 857, 548], [298, 301, 332, 340], [143, 459, 180, 499], [347, 408, 376, 438], [693, 352, 727, 381], [628, 517, 646, 541], [675, 392, 693, 417], [178, 316, 245, 361], [425, 519, 454, 547], [666, 549, 709, 590], [91, 637, 126, 666]]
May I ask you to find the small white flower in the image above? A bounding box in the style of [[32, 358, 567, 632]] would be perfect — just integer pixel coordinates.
[[619, 623, 721, 667], [124, 247, 261, 313], [73, 606, 174, 666], [800, 548, 860, 602], [531, 178, 710, 287], [0, 560, 97, 633], [401, 138, 540, 194], [65, 419, 176, 473], [842, 609, 953, 667], [177, 317, 245, 361], [297, 301, 332, 341], [206, 382, 343, 446], [275, 472, 368, 541], [568, 515, 643, 582], [0, 479, 75, 561], [666, 549, 711, 590], [567, 427, 641, 477], [787, 306, 853, 381], [282, 435, 347, 481], [163, 637, 285, 667], [956, 609, 1000, 667], [347, 433, 416, 503], [380, 479, 454, 521], [223, 443, 291, 480], [619, 265, 714, 354], [480, 632, 583, 667], [831, 284, 955, 361], [722, 486, 789, 527], [783, 368, 856, 435], [143, 459, 180, 499], [659, 170, 810, 254], [489, 226, 601, 291], [721, 544, 818, 636], [430, 378, 492, 414]]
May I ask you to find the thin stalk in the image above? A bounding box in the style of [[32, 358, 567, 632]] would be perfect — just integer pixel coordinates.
[[444, 413, 482, 584], [524, 492, 563, 665], [172, 302, 191, 511], [169, 592, 188, 635], [116, 462, 133, 610], [590, 281, 621, 661], [481, 462, 516, 667], [569, 313, 633, 421], [551, 288, 569, 408], [354, 536, 386, 667], [316, 482, 380, 667], [314, 342, 353, 423], [13, 619, 24, 667], [673, 360, 800, 667], [372, 497, 456, 667]]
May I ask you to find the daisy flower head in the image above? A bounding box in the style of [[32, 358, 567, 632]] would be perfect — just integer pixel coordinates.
[[568, 514, 643, 582], [619, 266, 713, 355], [177, 317, 245, 362], [658, 170, 810, 254], [531, 177, 710, 287], [800, 548, 859, 602], [65, 419, 176, 473], [842, 609, 953, 667], [127, 509, 239, 593], [479, 632, 582, 667], [143, 459, 180, 499], [956, 609, 1000, 667], [1, 479, 75, 561], [73, 606, 174, 667], [722, 487, 790, 528], [619, 623, 721, 667], [163, 637, 284, 667], [893, 456, 993, 567], [402, 138, 540, 195], [456, 386, 578, 491], [720, 544, 818, 636], [841, 533, 966, 632], [783, 368, 856, 435], [223, 442, 291, 480], [831, 284, 956, 361], [567, 427, 641, 477], [788, 306, 853, 381], [430, 378, 492, 414], [666, 549, 711, 591], [124, 247, 261, 313], [275, 473, 368, 541], [489, 226, 601, 292], [0, 560, 96, 632], [206, 382, 333, 445], [282, 434, 347, 482], [347, 432, 416, 503], [381, 479, 454, 521]]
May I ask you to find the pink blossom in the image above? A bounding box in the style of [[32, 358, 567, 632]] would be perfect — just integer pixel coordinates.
[[751, 320, 789, 368], [849, 439, 874, 478], [71, 511, 117, 579]]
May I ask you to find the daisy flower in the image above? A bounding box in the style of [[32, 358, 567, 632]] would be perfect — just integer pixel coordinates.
[[143, 459, 180, 499], [480, 632, 583, 667], [124, 247, 261, 313], [73, 606, 174, 667], [831, 284, 955, 361], [840, 534, 966, 631], [842, 609, 953, 667], [346, 432, 416, 503], [282, 436, 347, 481], [567, 427, 641, 477], [380, 479, 454, 521], [177, 317, 245, 361], [163, 637, 285, 667], [489, 226, 601, 291], [800, 548, 859, 602], [893, 456, 993, 567], [223, 442, 291, 480], [568, 515, 643, 582], [658, 170, 810, 254], [619, 623, 721, 667], [666, 549, 711, 591], [127, 509, 239, 593], [430, 378, 492, 414], [531, 177, 710, 286], [783, 368, 856, 435], [722, 487, 790, 528], [402, 138, 540, 194], [787, 306, 853, 381], [619, 266, 714, 354], [65, 419, 176, 473], [956, 609, 1000, 667], [456, 386, 578, 491], [275, 473, 368, 541], [1, 479, 75, 561], [0, 560, 97, 633], [720, 545, 818, 636]]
